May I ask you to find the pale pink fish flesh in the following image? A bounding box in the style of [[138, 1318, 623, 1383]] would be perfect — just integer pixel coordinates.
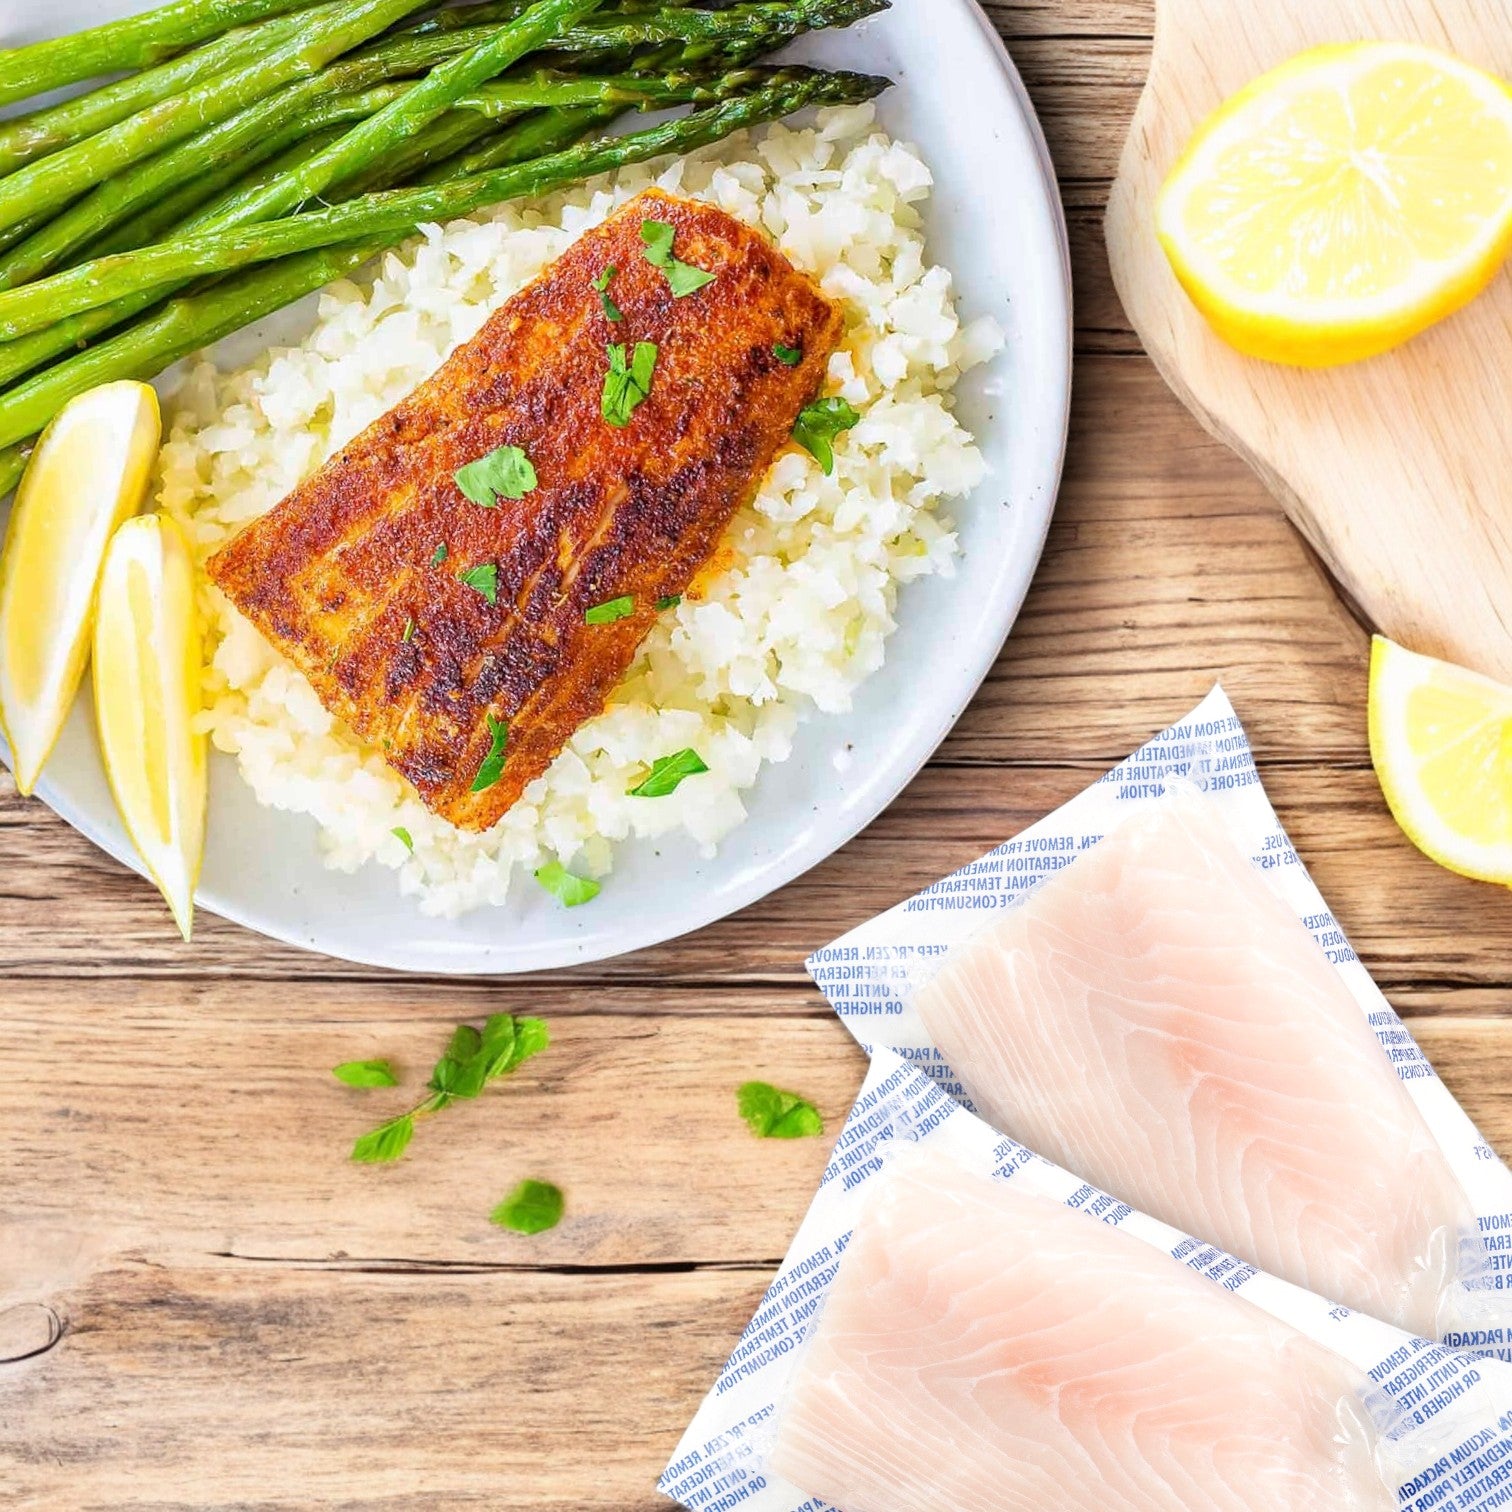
[[769, 1157, 1394, 1512], [912, 793, 1478, 1338]]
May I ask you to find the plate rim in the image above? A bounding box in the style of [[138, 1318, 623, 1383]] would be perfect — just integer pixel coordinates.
[[6, 0, 1073, 975]]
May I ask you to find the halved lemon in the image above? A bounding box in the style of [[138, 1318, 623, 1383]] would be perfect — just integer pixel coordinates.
[[93, 514, 206, 942], [1157, 43, 1512, 366], [1369, 635, 1512, 884], [0, 381, 161, 793]]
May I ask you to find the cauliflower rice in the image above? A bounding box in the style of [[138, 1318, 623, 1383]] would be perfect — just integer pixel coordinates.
[[157, 104, 1002, 919]]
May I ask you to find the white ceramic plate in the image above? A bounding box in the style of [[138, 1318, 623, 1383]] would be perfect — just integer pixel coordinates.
[[0, 0, 1071, 973]]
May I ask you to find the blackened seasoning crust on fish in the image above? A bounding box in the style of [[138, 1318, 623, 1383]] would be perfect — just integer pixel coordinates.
[[207, 188, 842, 832]]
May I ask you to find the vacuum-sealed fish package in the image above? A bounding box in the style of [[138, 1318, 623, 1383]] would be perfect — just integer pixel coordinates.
[[806, 687, 1512, 1349], [661, 1053, 1512, 1512]]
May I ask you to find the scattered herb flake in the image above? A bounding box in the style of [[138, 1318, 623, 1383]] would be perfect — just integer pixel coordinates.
[[431, 542, 449, 566], [628, 747, 709, 798], [351, 1114, 414, 1164], [491, 1179, 564, 1235], [333, 1059, 398, 1089], [471, 714, 509, 794], [641, 218, 715, 298], [584, 594, 635, 625], [737, 1081, 824, 1140], [654, 594, 681, 611], [401, 618, 415, 643], [774, 341, 803, 366], [535, 860, 600, 907], [459, 562, 498, 604], [793, 396, 861, 476], [601, 340, 658, 428], [454, 443, 537, 507], [391, 826, 414, 852], [593, 264, 623, 323], [347, 1015, 549, 1164]]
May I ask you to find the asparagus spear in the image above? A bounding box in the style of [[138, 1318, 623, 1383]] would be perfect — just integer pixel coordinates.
[[0, 0, 436, 238], [0, 0, 324, 109], [337, 0, 887, 81], [85, 91, 421, 265], [0, 4, 848, 386], [187, 0, 609, 232], [0, 108, 623, 484], [0, 0, 639, 289], [552, 0, 889, 53], [290, 66, 764, 200], [0, 6, 320, 176], [0, 74, 419, 290], [0, 68, 889, 451], [0, 103, 673, 491], [0, 67, 883, 343], [457, 67, 779, 117]]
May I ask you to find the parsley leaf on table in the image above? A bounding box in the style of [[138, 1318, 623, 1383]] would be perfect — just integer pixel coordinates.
[[737, 1081, 824, 1140]]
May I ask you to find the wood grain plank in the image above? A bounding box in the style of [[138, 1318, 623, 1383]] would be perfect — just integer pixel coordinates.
[[0, 1262, 755, 1511], [1, 1009, 861, 1275], [982, 0, 1152, 38], [2, 999, 1506, 1287]]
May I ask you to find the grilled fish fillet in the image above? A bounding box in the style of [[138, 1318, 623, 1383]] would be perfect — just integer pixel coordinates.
[[769, 1156, 1394, 1512], [207, 189, 841, 831], [913, 792, 1481, 1338]]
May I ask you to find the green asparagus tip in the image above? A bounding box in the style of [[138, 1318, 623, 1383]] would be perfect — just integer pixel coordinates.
[[801, 68, 893, 107]]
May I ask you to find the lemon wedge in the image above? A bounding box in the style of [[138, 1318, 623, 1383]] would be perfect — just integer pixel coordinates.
[[1157, 43, 1512, 366], [0, 380, 161, 794], [1368, 635, 1512, 884], [93, 514, 206, 941]]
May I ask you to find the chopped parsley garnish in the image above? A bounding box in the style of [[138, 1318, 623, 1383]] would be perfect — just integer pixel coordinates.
[[628, 748, 708, 798], [431, 542, 449, 566], [601, 340, 657, 428], [535, 860, 600, 907], [454, 443, 537, 507], [774, 341, 803, 366], [332, 1059, 398, 1089], [737, 1081, 824, 1140], [491, 1179, 564, 1235], [349, 1014, 549, 1165], [655, 594, 681, 611], [391, 826, 414, 852], [641, 218, 716, 298], [459, 562, 498, 604], [593, 264, 623, 323], [793, 396, 862, 476], [352, 1116, 414, 1163], [585, 594, 635, 625], [401, 618, 415, 643], [471, 714, 509, 794]]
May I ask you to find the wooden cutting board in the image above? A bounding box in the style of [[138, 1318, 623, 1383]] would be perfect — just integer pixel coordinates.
[[1106, 1, 1512, 684]]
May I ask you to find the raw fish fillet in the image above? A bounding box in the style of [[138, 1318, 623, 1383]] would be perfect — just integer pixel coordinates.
[[913, 792, 1478, 1338], [768, 1157, 1394, 1512]]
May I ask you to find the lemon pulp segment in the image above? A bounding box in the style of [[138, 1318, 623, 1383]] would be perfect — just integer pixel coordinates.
[[1369, 635, 1512, 884], [93, 514, 206, 941], [1157, 44, 1512, 366]]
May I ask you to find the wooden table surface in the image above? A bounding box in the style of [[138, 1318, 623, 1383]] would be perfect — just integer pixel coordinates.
[[6, 4, 1512, 1508]]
